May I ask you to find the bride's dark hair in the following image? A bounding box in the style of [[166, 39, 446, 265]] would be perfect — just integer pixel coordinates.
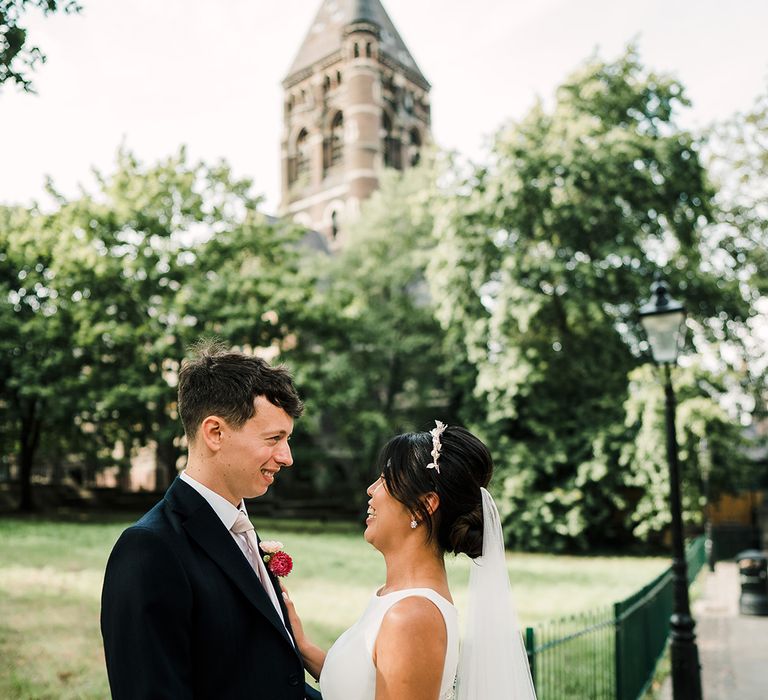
[[377, 425, 493, 558]]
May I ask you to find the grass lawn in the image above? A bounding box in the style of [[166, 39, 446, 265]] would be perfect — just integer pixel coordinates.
[[0, 513, 668, 699]]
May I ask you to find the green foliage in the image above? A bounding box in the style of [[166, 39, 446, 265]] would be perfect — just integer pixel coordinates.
[[0, 0, 81, 92], [0, 204, 88, 507], [1, 45, 761, 548], [1, 148, 308, 504], [621, 363, 752, 540], [706, 86, 768, 425], [284, 162, 452, 491], [427, 47, 755, 549]]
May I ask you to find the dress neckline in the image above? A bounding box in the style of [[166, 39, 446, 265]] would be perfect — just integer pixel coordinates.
[[374, 586, 455, 608]]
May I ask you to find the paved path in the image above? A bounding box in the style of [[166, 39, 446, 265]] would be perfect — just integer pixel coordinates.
[[660, 561, 768, 699]]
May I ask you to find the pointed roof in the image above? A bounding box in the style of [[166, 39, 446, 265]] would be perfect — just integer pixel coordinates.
[[284, 0, 428, 88]]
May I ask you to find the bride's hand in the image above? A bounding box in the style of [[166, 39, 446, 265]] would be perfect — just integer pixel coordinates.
[[280, 584, 307, 647], [280, 584, 327, 680]]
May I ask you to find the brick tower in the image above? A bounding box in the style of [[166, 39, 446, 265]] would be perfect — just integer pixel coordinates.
[[280, 0, 431, 246]]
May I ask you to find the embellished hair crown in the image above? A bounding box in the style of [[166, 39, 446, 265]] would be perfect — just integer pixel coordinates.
[[426, 420, 447, 474]]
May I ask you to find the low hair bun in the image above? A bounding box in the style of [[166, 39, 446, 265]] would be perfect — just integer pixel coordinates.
[[378, 423, 493, 559], [448, 505, 484, 558]]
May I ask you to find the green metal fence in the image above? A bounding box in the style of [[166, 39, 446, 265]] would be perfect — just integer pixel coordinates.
[[524, 536, 706, 700], [525, 606, 616, 698]]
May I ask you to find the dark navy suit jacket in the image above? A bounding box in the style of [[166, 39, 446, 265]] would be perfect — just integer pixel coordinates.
[[101, 477, 321, 699]]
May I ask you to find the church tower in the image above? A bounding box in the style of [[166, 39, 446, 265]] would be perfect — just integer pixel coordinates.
[[280, 0, 431, 245]]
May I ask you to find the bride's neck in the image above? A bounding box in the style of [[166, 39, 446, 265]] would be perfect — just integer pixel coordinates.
[[381, 542, 448, 594]]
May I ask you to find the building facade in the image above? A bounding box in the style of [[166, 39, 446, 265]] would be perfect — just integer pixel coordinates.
[[280, 0, 431, 245]]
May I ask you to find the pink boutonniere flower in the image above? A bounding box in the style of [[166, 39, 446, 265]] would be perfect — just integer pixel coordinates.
[[259, 540, 293, 577]]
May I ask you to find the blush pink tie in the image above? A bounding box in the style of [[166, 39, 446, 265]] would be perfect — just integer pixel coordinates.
[[231, 511, 286, 623]]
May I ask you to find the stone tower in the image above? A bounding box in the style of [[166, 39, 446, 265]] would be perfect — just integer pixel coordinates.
[[280, 0, 431, 245]]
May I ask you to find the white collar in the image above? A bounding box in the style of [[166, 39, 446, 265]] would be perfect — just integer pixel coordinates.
[[179, 471, 247, 530]]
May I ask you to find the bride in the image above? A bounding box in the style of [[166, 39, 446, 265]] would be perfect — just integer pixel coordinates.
[[282, 422, 537, 700]]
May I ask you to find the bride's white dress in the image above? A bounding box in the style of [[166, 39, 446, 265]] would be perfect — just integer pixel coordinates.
[[319, 587, 459, 700]]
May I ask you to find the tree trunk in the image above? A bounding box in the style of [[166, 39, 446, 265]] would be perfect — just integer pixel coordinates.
[[117, 451, 132, 492], [155, 436, 180, 492], [18, 399, 42, 512], [19, 440, 35, 512], [383, 354, 401, 419], [84, 449, 100, 487]]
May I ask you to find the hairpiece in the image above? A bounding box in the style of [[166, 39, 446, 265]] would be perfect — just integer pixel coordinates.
[[426, 420, 447, 474]]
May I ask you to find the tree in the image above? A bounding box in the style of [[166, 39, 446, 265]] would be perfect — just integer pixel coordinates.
[[1, 147, 310, 508], [0, 0, 81, 92], [58, 149, 313, 491], [0, 204, 87, 509], [427, 47, 754, 549], [621, 363, 753, 542], [706, 86, 768, 430], [283, 162, 454, 494]]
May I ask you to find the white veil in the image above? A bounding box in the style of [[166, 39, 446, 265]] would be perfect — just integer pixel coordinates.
[[456, 487, 537, 699]]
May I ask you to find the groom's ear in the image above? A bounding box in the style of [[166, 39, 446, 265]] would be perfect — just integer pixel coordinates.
[[199, 415, 225, 452], [423, 492, 440, 516]]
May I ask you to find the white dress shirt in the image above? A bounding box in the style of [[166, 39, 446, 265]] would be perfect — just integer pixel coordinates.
[[179, 471, 288, 626]]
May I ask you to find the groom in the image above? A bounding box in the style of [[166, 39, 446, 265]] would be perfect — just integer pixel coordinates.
[[101, 342, 321, 699]]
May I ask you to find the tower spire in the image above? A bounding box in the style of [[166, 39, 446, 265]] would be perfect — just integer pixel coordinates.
[[280, 0, 431, 245], [285, 0, 428, 89]]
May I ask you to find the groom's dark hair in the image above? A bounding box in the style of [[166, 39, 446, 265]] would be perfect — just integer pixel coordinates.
[[178, 338, 303, 441]]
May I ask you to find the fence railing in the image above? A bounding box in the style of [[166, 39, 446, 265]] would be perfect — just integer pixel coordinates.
[[524, 536, 706, 700]]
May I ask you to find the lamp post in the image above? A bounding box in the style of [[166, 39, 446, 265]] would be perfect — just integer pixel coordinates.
[[638, 280, 702, 700]]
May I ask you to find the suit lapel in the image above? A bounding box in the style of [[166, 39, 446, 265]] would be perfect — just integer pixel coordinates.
[[165, 479, 296, 651]]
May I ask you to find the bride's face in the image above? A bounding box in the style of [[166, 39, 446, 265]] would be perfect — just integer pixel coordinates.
[[363, 475, 413, 551]]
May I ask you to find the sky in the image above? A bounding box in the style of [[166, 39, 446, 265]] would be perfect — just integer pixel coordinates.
[[1, 0, 767, 215]]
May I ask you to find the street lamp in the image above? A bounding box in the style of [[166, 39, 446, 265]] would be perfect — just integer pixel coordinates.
[[638, 279, 703, 700]]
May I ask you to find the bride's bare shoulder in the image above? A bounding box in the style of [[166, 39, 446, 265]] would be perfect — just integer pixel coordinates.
[[377, 595, 447, 651], [386, 594, 445, 623], [373, 597, 447, 697]]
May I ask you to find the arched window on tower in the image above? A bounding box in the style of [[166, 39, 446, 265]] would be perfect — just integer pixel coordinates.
[[324, 112, 344, 174], [365, 42, 372, 58], [330, 112, 344, 165], [354, 43, 359, 58], [290, 128, 310, 186], [382, 112, 401, 170], [331, 210, 339, 240], [408, 128, 422, 167]]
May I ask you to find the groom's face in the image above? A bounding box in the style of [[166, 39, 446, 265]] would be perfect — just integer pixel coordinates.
[[217, 396, 295, 501]]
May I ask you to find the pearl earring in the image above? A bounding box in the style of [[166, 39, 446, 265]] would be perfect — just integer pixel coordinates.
[[410, 519, 418, 529]]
